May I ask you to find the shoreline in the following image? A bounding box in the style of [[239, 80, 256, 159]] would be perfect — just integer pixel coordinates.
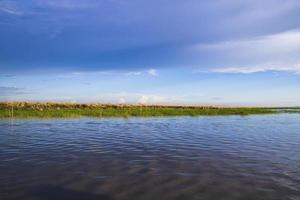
[[0, 102, 282, 118]]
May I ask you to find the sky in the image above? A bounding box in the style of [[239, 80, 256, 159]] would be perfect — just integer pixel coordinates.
[[1, 0, 300, 106]]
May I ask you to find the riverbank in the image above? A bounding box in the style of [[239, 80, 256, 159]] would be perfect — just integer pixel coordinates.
[[0, 102, 278, 118]]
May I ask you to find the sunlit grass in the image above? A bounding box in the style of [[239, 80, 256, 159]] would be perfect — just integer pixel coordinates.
[[0, 102, 276, 118]]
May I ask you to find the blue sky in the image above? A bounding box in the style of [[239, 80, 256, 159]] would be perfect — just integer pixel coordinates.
[[1, 0, 300, 106]]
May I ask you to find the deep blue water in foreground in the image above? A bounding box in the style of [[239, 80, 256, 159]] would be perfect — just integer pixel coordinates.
[[0, 114, 300, 200]]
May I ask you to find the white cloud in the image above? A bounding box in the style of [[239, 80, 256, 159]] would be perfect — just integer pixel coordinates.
[[197, 30, 300, 54], [74, 69, 159, 77], [212, 63, 300, 74], [146, 69, 158, 76], [126, 69, 158, 76], [125, 71, 143, 76], [59, 69, 158, 78], [90, 92, 184, 104], [137, 95, 165, 104], [0, 1, 24, 15], [118, 98, 126, 104], [35, 0, 99, 10], [191, 29, 300, 74]]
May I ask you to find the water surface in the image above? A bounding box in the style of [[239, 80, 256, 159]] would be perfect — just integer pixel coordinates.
[[1, 114, 300, 200]]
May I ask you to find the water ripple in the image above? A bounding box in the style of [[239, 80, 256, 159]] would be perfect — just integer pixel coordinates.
[[0, 114, 300, 199]]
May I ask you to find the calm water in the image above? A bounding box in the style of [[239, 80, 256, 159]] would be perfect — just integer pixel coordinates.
[[1, 114, 300, 200]]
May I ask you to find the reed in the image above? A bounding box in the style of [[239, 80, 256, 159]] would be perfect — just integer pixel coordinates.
[[0, 102, 276, 118]]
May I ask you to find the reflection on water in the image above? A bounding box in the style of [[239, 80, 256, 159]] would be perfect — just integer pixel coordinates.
[[1, 114, 300, 200]]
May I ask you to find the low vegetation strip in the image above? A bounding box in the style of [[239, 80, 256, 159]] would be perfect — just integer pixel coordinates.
[[0, 102, 275, 118]]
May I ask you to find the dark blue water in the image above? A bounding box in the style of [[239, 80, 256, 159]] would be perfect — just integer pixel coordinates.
[[1, 114, 300, 200]]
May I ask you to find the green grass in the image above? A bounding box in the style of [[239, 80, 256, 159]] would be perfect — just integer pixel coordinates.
[[274, 107, 300, 113], [0, 102, 276, 118]]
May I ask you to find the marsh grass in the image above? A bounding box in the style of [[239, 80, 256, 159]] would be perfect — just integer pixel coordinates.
[[0, 102, 275, 118]]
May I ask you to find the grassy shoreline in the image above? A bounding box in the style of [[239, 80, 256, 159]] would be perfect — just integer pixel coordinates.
[[0, 102, 278, 118]]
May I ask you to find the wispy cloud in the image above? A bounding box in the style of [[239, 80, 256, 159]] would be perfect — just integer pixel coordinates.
[[0, 86, 28, 97], [35, 0, 100, 10], [59, 69, 159, 78], [0, 74, 16, 78], [0, 1, 24, 15], [212, 63, 300, 74], [126, 69, 158, 76], [0, 0, 101, 15], [196, 30, 300, 55], [125, 71, 143, 76], [191, 29, 300, 74], [146, 69, 158, 76]]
